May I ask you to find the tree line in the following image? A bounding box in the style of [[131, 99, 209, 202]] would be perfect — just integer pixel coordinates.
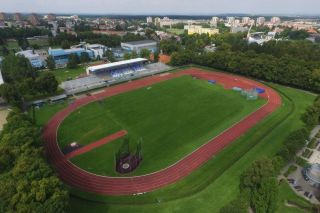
[[0, 55, 59, 108], [170, 39, 320, 92], [0, 109, 69, 212]]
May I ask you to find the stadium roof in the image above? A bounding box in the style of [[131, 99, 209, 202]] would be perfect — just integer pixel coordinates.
[[121, 40, 157, 46], [87, 58, 148, 72]]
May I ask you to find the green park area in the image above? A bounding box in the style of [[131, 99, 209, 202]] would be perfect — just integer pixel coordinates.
[[166, 28, 186, 35]]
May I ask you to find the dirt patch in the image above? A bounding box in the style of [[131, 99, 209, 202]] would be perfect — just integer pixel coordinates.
[[0, 109, 9, 130]]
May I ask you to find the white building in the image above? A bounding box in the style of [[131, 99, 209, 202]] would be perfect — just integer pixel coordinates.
[[210, 17, 219, 27], [256, 17, 266, 26], [271, 17, 281, 25], [154, 17, 161, 26], [16, 50, 46, 68], [227, 17, 235, 25], [146, 17, 153, 24], [87, 44, 106, 59], [242, 17, 250, 25]]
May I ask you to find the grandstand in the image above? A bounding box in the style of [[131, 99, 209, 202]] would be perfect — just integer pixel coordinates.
[[86, 58, 148, 79], [61, 59, 171, 95], [60, 76, 107, 95]]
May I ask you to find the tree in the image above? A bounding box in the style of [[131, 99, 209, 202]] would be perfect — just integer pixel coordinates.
[[239, 158, 279, 213], [17, 38, 29, 50], [67, 54, 79, 69], [131, 50, 138, 59], [251, 178, 279, 213], [1, 55, 36, 83], [140, 49, 151, 59], [80, 52, 90, 63], [61, 40, 70, 49], [0, 83, 23, 108], [123, 52, 131, 60], [0, 109, 69, 212], [104, 50, 115, 62], [160, 40, 180, 54], [301, 106, 320, 127], [220, 196, 248, 213], [153, 51, 160, 62], [240, 158, 275, 192], [36, 72, 58, 94], [1, 46, 9, 56], [46, 56, 56, 70]]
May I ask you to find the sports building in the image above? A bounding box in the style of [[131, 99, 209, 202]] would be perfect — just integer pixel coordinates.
[[16, 50, 46, 68], [121, 40, 157, 53], [86, 58, 148, 79], [48, 48, 95, 67]]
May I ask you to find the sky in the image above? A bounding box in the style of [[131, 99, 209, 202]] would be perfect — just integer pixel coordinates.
[[1, 0, 320, 15]]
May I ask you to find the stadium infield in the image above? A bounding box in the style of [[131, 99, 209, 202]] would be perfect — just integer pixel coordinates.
[[60, 75, 265, 176], [42, 68, 281, 195]]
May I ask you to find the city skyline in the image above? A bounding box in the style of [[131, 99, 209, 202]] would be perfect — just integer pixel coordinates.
[[1, 0, 320, 15]]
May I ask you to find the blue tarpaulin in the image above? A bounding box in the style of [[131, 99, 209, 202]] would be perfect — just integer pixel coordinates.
[[255, 87, 265, 94]]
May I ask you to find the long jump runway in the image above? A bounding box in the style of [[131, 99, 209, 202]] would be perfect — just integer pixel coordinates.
[[42, 68, 281, 195]]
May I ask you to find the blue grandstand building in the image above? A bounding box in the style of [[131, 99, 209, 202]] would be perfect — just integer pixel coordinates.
[[48, 48, 95, 67]]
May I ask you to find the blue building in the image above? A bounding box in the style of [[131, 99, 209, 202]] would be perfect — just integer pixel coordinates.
[[16, 50, 46, 68], [48, 48, 95, 67]]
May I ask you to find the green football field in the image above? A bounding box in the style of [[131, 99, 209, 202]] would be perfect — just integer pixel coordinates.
[[57, 75, 265, 176]]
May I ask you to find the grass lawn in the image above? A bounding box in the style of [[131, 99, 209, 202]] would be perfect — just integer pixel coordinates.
[[277, 181, 313, 213], [33, 101, 68, 127], [166, 28, 186, 35], [47, 66, 86, 83], [29, 39, 49, 47], [58, 75, 265, 176], [66, 80, 315, 212]]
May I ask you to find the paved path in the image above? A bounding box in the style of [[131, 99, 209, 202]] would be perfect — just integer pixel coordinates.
[[42, 68, 281, 195]]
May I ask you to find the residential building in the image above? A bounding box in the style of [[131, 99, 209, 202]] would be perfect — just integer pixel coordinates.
[[47, 13, 56, 21], [256, 17, 266, 26], [184, 25, 219, 36], [271, 17, 281, 25], [146, 17, 153, 24], [227, 17, 235, 25], [242, 17, 250, 25], [0, 13, 6, 21], [231, 26, 248, 33], [210, 17, 219, 27], [28, 13, 40, 26], [14, 13, 22, 22]]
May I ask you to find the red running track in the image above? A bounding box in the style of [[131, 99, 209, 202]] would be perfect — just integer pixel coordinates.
[[65, 130, 127, 159], [42, 68, 281, 195]]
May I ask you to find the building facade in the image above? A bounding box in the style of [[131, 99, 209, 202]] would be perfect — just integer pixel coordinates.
[[48, 48, 94, 66], [184, 25, 219, 36], [16, 50, 46, 68], [121, 40, 158, 53]]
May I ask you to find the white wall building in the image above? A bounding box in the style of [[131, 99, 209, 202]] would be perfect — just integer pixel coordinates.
[[256, 17, 266, 26], [146, 17, 153, 24], [271, 17, 281, 25], [242, 17, 250, 25]]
